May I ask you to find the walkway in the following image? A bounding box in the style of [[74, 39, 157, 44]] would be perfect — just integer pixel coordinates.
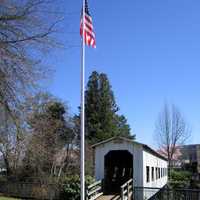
[[96, 195, 120, 200]]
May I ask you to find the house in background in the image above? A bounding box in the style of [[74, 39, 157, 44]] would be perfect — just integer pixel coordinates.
[[158, 144, 200, 180], [158, 147, 183, 169], [180, 144, 200, 179]]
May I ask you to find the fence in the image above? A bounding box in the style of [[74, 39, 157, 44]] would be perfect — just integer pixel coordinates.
[[120, 179, 133, 200], [86, 180, 103, 200], [0, 181, 59, 200], [134, 187, 200, 200], [1, 180, 200, 200]]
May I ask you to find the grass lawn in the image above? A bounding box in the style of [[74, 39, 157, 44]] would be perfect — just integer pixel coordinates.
[[0, 197, 20, 200]]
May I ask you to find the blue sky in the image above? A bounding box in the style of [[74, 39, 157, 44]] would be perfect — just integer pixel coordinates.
[[45, 0, 200, 147]]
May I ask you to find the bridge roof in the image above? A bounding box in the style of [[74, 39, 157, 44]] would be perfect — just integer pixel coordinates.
[[92, 136, 168, 162]]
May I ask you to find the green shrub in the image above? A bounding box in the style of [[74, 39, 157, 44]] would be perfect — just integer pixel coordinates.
[[59, 175, 95, 200], [169, 170, 191, 189]]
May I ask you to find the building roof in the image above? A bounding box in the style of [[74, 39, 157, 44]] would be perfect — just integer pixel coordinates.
[[92, 136, 168, 161]]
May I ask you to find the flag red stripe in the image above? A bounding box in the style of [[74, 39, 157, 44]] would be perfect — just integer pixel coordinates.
[[85, 21, 93, 31], [85, 14, 92, 23], [80, 0, 96, 48]]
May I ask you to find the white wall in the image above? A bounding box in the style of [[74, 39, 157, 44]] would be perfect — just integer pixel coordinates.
[[94, 139, 144, 187], [94, 139, 168, 191], [94, 139, 135, 181], [143, 150, 168, 188], [133, 144, 143, 187]]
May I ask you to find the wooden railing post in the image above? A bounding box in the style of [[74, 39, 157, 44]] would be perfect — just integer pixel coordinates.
[[127, 182, 130, 200], [132, 179, 134, 200], [120, 179, 133, 200], [86, 180, 103, 200], [121, 186, 124, 200]]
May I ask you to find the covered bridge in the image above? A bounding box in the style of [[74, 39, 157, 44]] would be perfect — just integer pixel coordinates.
[[91, 137, 168, 199]]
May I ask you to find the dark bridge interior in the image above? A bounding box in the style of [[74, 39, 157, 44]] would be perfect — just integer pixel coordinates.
[[104, 150, 133, 194]]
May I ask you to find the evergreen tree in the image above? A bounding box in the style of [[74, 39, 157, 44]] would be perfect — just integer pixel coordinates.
[[97, 73, 119, 139], [85, 71, 134, 144], [85, 71, 100, 142], [115, 115, 135, 139]]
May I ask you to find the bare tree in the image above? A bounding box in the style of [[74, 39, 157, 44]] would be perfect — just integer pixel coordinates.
[[0, 0, 60, 116], [0, 0, 62, 176], [22, 92, 76, 179], [0, 106, 27, 176], [155, 104, 190, 176]]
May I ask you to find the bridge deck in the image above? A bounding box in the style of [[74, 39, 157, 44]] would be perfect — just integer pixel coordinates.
[[96, 195, 120, 200]]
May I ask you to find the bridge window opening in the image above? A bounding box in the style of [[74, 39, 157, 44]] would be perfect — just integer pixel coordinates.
[[158, 168, 161, 178], [104, 150, 133, 194], [146, 166, 150, 183], [156, 167, 158, 179], [122, 168, 125, 177], [151, 167, 154, 181]]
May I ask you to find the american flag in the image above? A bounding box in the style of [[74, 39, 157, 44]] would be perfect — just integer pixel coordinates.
[[80, 0, 96, 48]]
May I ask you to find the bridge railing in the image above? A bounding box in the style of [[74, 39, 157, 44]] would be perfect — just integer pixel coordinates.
[[120, 178, 133, 200], [133, 186, 200, 200], [86, 180, 103, 200]]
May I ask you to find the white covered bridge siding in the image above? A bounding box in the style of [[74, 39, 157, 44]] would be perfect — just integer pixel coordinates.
[[91, 137, 168, 198]]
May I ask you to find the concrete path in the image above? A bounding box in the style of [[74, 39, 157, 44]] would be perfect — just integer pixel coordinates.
[[97, 195, 120, 200]]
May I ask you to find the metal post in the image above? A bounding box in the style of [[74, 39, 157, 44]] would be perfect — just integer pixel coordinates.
[[81, 0, 86, 199]]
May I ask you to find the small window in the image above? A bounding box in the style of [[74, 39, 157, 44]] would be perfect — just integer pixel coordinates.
[[158, 168, 160, 179], [156, 167, 158, 179], [151, 167, 154, 181], [146, 166, 150, 183]]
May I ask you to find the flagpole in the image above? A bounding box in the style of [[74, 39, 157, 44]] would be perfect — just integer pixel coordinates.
[[81, 0, 85, 199]]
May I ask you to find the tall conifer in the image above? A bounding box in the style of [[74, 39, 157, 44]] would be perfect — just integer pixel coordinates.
[[85, 71, 134, 144]]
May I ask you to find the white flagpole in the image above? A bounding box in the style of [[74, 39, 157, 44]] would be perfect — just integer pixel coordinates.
[[81, 0, 85, 199]]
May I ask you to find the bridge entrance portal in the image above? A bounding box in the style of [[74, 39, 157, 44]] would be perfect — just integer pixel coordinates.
[[104, 150, 133, 194]]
